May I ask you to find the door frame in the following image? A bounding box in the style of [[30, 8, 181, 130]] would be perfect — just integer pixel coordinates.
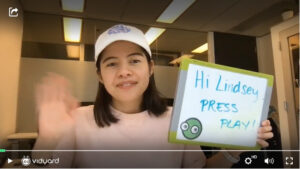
[[279, 24, 299, 149], [271, 16, 299, 167]]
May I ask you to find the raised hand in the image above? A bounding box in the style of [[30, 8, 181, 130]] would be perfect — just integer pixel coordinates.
[[35, 73, 79, 143], [257, 120, 273, 148]]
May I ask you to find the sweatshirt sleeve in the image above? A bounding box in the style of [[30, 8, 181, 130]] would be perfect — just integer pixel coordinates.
[[182, 144, 206, 168], [51, 127, 76, 168], [31, 126, 76, 168]]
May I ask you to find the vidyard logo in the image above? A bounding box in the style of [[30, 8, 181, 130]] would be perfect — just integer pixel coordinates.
[[32, 158, 60, 165], [21, 156, 31, 166]]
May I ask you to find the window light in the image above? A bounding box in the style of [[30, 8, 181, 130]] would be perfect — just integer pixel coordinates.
[[192, 43, 208, 53], [63, 17, 82, 43], [156, 0, 196, 23], [144, 27, 166, 45], [61, 0, 84, 12]]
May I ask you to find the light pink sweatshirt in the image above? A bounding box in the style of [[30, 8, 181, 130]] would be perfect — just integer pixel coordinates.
[[54, 105, 206, 168]]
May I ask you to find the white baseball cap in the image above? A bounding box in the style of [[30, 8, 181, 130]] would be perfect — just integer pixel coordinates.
[[94, 24, 152, 63]]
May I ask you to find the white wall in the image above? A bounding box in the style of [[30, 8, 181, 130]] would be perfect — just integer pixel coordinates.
[[16, 58, 178, 132], [154, 66, 179, 99], [0, 0, 23, 147]]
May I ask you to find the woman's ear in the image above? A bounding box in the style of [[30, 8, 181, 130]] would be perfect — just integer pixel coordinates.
[[149, 60, 154, 76], [97, 70, 104, 84]]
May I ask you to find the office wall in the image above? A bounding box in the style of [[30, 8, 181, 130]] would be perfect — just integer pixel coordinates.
[[0, 0, 23, 147], [16, 58, 178, 132], [16, 58, 98, 132], [213, 32, 258, 71], [153, 66, 179, 99], [210, 32, 279, 122]]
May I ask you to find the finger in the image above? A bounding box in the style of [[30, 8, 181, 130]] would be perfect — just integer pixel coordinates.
[[48, 72, 70, 89], [35, 84, 42, 104], [47, 72, 56, 77], [261, 120, 271, 126], [257, 132, 274, 140], [35, 84, 44, 111], [36, 83, 52, 105], [258, 126, 272, 133], [66, 96, 79, 113], [56, 77, 68, 102], [57, 86, 67, 102], [40, 75, 57, 102], [46, 83, 58, 103], [42, 73, 70, 102], [45, 72, 63, 88], [257, 139, 269, 148], [51, 74, 72, 100], [71, 101, 79, 111], [70, 96, 79, 109]]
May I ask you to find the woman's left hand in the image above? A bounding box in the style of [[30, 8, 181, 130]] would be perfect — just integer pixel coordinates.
[[257, 120, 274, 148]]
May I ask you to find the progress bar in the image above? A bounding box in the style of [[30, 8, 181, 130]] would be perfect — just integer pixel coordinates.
[[1, 149, 300, 152]]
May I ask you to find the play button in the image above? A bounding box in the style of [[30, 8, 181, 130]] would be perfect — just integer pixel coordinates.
[[7, 158, 12, 164]]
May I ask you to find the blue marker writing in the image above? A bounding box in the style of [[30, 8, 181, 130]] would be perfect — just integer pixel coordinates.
[[220, 118, 254, 130], [195, 70, 209, 89], [200, 99, 238, 113], [216, 75, 259, 101]]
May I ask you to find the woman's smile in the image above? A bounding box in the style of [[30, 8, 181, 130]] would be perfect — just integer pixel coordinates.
[[116, 80, 138, 89]]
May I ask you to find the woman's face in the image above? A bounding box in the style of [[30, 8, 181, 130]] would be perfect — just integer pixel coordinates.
[[98, 41, 153, 104]]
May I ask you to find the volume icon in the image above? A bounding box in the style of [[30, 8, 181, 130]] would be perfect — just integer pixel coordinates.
[[264, 158, 275, 165]]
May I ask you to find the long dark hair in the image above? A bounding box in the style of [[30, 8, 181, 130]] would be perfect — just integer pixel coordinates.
[[93, 47, 167, 127]]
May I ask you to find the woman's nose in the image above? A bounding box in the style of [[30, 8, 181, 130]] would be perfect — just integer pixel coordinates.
[[117, 64, 132, 78]]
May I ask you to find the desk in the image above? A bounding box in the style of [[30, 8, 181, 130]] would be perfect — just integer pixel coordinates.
[[7, 132, 38, 140], [7, 132, 38, 149], [7, 132, 38, 158]]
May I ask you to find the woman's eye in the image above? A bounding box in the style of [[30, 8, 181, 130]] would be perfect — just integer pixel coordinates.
[[106, 62, 117, 67], [130, 59, 141, 64]]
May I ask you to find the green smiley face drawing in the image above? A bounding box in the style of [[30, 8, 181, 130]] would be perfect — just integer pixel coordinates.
[[180, 118, 202, 140]]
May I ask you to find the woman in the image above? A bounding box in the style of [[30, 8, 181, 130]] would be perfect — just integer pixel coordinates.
[[34, 24, 273, 168]]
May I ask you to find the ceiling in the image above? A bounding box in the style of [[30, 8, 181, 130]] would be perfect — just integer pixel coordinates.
[[19, 0, 299, 57]]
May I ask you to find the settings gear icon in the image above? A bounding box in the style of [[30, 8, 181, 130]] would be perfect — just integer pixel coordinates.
[[245, 157, 252, 165]]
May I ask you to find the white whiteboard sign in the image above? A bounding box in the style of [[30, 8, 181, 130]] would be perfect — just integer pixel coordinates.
[[169, 59, 273, 149]]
